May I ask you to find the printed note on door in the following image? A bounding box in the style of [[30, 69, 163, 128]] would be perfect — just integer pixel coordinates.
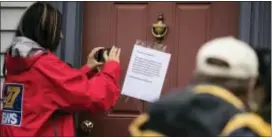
[[121, 45, 171, 102]]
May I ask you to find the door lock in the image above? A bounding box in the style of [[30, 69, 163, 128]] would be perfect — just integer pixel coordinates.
[[80, 120, 94, 134]]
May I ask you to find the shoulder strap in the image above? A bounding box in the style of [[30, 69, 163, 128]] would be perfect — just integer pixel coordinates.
[[193, 85, 245, 110], [220, 113, 271, 137], [129, 113, 166, 137]]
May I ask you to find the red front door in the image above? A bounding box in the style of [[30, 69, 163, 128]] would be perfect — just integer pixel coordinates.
[[80, 2, 239, 137]]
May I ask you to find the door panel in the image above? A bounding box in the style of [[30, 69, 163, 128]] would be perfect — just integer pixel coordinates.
[[80, 2, 239, 137], [81, 2, 150, 136], [175, 3, 212, 87], [109, 3, 148, 116]]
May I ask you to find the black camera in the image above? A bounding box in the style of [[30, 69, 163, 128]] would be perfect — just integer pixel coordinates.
[[94, 48, 111, 62]]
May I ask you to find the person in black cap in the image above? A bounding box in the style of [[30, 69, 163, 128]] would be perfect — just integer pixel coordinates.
[[129, 37, 271, 137]]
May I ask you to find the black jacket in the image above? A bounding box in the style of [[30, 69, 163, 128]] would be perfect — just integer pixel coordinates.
[[129, 84, 271, 137]]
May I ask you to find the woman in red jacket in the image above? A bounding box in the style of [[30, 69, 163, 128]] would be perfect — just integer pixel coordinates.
[[0, 2, 121, 136]]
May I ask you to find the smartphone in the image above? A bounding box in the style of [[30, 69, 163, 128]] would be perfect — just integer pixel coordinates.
[[94, 48, 111, 62]]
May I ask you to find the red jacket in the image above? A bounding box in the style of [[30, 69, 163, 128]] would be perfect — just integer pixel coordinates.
[[0, 51, 121, 136]]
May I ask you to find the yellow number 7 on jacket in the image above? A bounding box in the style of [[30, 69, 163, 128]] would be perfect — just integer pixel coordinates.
[[4, 86, 20, 109]]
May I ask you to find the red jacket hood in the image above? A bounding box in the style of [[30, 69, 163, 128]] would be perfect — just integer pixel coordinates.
[[4, 36, 47, 75], [5, 52, 48, 75]]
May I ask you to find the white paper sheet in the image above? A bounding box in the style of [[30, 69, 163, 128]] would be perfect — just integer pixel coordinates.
[[121, 45, 171, 102]]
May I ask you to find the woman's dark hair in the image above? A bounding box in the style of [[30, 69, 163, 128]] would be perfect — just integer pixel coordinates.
[[15, 2, 62, 51]]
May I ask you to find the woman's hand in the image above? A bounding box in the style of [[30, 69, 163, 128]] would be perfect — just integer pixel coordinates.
[[86, 47, 104, 69], [103, 46, 121, 63]]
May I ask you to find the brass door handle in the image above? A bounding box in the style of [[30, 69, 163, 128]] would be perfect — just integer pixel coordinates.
[[152, 13, 168, 43], [80, 120, 94, 134]]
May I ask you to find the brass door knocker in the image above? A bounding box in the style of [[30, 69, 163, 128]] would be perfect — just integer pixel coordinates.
[[152, 13, 168, 43]]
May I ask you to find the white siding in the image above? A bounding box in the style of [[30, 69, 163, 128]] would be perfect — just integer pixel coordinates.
[[1, 8, 25, 30], [1, 31, 14, 52], [0, 1, 33, 50], [0, 2, 33, 109], [1, 2, 34, 7], [0, 55, 4, 76]]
